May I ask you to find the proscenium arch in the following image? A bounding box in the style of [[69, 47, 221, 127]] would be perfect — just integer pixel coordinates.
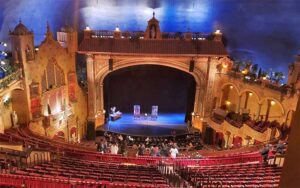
[[96, 58, 205, 85], [94, 58, 207, 115]]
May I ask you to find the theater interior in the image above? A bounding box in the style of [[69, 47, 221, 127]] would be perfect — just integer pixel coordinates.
[[0, 0, 299, 187]]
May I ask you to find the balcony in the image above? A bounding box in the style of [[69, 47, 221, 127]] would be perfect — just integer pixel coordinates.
[[0, 69, 23, 91], [226, 71, 287, 94]]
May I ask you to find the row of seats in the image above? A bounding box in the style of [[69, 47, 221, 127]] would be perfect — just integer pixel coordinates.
[[11, 156, 170, 187], [176, 163, 282, 187]]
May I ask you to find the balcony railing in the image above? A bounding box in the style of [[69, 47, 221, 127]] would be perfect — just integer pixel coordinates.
[[227, 71, 287, 94], [0, 69, 23, 90], [91, 30, 212, 40]]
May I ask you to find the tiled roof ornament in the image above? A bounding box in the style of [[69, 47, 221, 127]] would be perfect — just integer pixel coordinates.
[[144, 12, 162, 39]]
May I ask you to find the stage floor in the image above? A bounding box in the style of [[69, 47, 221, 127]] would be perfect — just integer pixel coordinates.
[[100, 113, 189, 136]]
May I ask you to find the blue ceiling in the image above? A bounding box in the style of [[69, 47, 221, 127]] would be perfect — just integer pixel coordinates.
[[0, 0, 299, 76]]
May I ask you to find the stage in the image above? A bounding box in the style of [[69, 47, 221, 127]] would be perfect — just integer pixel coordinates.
[[98, 113, 189, 136]]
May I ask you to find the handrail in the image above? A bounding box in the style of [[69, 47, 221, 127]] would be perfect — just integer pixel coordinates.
[[226, 71, 287, 93], [0, 69, 22, 90], [90, 29, 212, 40]]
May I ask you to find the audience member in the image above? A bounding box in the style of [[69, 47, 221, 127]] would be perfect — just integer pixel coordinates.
[[138, 144, 145, 156], [275, 141, 286, 154], [260, 145, 270, 163], [170, 145, 179, 158], [110, 143, 119, 155]]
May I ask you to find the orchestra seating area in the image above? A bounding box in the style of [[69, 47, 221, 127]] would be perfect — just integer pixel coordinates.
[[102, 131, 203, 150], [9, 156, 170, 187], [0, 127, 283, 187], [176, 163, 282, 187]]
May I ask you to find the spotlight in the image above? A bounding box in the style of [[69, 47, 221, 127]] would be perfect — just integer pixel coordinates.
[[1, 51, 7, 56], [0, 42, 7, 47]]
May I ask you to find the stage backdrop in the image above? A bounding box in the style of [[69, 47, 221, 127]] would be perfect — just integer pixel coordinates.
[[103, 65, 196, 121]]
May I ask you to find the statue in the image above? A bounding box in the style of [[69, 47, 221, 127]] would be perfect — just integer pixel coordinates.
[[12, 111, 18, 127], [150, 25, 156, 39]]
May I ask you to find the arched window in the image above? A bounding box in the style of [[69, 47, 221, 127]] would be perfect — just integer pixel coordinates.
[[42, 58, 65, 92]]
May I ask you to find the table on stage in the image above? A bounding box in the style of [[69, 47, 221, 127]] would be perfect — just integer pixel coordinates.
[[110, 111, 122, 121]]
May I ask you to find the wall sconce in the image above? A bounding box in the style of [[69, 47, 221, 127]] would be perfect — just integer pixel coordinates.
[[241, 70, 247, 74], [248, 92, 253, 97], [270, 100, 276, 106], [225, 101, 231, 105], [229, 85, 233, 89]]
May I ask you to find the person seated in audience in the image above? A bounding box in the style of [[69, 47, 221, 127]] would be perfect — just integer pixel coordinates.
[[138, 144, 145, 156], [120, 141, 127, 156], [110, 142, 119, 155], [128, 135, 134, 142], [173, 142, 179, 149], [152, 145, 160, 156], [186, 142, 194, 151], [118, 134, 123, 142], [260, 144, 270, 163], [170, 145, 179, 158], [150, 146, 155, 156], [275, 141, 286, 154], [160, 143, 168, 157]]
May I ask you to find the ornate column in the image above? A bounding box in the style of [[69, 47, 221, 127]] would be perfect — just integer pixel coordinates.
[[193, 86, 201, 114], [236, 95, 241, 113], [218, 88, 224, 108], [202, 57, 218, 117], [225, 131, 232, 149], [256, 103, 262, 120], [95, 83, 105, 127], [86, 54, 96, 122]]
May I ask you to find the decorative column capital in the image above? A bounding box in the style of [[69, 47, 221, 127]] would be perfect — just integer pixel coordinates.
[[86, 54, 94, 63]]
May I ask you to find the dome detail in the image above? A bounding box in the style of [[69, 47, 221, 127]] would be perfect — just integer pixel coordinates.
[[12, 21, 31, 35], [148, 12, 159, 23]]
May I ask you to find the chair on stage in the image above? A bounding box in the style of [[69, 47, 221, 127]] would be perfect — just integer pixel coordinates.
[[151, 106, 158, 120], [133, 105, 141, 119]]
